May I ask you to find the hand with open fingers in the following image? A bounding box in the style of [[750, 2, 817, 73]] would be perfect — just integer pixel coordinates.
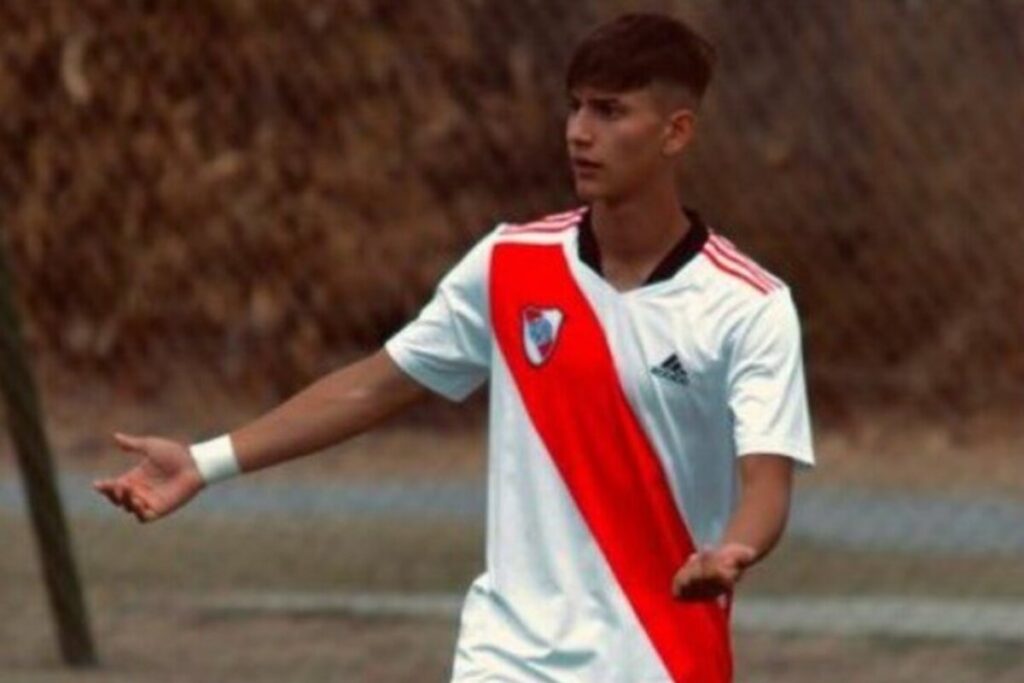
[[92, 433, 204, 523], [671, 542, 757, 600]]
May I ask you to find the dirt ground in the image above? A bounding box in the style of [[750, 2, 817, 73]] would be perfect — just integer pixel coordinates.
[[3, 600, 1023, 683], [4, 383, 1024, 681], [3, 510, 1023, 683]]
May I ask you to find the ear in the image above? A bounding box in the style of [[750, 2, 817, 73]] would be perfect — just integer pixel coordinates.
[[662, 108, 696, 157]]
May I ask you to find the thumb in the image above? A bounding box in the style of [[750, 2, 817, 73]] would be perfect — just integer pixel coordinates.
[[730, 543, 757, 566], [672, 551, 704, 594], [698, 546, 718, 575], [113, 432, 148, 455], [719, 543, 757, 573]]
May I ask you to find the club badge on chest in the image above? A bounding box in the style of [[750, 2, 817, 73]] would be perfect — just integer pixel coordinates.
[[522, 306, 565, 367]]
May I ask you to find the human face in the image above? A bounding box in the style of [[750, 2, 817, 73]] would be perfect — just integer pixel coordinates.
[[566, 85, 684, 202]]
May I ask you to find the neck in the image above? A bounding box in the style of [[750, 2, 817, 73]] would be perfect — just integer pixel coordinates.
[[590, 178, 689, 265]]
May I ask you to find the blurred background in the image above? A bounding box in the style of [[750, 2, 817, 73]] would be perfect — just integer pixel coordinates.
[[2, 0, 1023, 681]]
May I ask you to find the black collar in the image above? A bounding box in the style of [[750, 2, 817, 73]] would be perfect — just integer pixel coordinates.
[[577, 208, 709, 285]]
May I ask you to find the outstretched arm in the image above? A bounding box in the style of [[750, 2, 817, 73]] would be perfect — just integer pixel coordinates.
[[229, 349, 427, 472], [672, 453, 794, 600], [94, 349, 427, 522]]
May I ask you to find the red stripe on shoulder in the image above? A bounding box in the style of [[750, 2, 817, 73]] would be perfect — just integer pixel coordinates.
[[501, 207, 587, 235], [541, 206, 588, 222], [710, 235, 782, 289], [705, 241, 774, 292], [501, 222, 576, 236], [702, 242, 772, 294]]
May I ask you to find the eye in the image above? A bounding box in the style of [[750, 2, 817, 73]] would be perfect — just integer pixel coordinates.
[[593, 100, 625, 119], [567, 96, 582, 113]]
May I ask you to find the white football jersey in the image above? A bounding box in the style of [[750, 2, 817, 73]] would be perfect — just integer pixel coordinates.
[[385, 207, 814, 683]]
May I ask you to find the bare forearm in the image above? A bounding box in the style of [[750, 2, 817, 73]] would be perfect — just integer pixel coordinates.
[[721, 454, 794, 563], [230, 350, 426, 472], [672, 455, 795, 599]]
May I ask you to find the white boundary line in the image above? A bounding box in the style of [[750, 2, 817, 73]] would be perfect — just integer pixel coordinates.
[[192, 592, 1024, 643]]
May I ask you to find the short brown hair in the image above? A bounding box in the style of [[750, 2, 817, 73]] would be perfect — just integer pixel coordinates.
[[566, 13, 716, 103]]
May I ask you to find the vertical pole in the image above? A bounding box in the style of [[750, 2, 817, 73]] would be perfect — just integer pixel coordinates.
[[0, 233, 97, 666]]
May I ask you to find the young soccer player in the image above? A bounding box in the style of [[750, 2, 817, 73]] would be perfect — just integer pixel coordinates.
[[95, 13, 813, 682]]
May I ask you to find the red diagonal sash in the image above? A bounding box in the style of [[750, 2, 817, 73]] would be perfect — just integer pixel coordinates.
[[490, 242, 732, 682]]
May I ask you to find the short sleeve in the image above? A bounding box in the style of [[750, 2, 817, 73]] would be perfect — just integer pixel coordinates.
[[384, 232, 494, 402], [727, 290, 814, 466]]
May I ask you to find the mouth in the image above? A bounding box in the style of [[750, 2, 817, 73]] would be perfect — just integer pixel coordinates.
[[571, 158, 602, 175]]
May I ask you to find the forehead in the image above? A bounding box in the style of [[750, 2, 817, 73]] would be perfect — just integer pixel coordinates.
[[568, 84, 653, 102]]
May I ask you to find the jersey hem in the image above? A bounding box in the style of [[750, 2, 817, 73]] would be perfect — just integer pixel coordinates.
[[735, 440, 815, 468]]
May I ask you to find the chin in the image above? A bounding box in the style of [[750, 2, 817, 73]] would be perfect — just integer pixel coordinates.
[[573, 181, 604, 202], [575, 184, 630, 206]]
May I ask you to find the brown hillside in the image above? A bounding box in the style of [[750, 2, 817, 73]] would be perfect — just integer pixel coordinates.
[[1, 1, 1021, 417]]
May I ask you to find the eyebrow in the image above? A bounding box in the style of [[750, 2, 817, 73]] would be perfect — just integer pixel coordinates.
[[569, 93, 626, 107]]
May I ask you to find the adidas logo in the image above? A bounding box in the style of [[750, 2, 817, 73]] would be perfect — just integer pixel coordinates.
[[651, 353, 689, 385]]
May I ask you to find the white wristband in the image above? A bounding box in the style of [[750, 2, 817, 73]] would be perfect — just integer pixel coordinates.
[[189, 435, 241, 485]]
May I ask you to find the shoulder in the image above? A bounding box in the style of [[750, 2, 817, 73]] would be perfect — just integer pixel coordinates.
[[437, 207, 587, 286], [697, 230, 790, 304], [493, 206, 588, 244], [691, 229, 802, 342]]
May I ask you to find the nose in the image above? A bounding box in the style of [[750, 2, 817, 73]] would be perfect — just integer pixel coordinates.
[[566, 109, 593, 149]]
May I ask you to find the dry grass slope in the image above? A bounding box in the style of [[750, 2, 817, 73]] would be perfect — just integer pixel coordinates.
[[1, 0, 1021, 417]]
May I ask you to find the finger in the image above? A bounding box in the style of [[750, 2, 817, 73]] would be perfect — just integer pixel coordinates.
[[97, 486, 120, 507], [130, 492, 154, 517], [104, 488, 132, 513], [712, 558, 749, 588], [98, 483, 137, 516], [113, 432, 148, 456], [100, 480, 123, 505], [674, 578, 723, 601], [698, 549, 717, 578], [115, 490, 134, 513], [721, 543, 757, 566], [671, 558, 702, 597], [93, 479, 115, 495], [123, 485, 148, 511], [715, 554, 740, 576], [673, 579, 705, 599], [671, 572, 687, 597], [108, 481, 126, 505], [718, 567, 739, 588], [130, 495, 152, 522], [113, 481, 136, 507], [708, 552, 742, 585], [112, 495, 132, 515], [130, 490, 159, 522], [735, 546, 757, 566], [123, 498, 143, 518], [95, 479, 132, 508]]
